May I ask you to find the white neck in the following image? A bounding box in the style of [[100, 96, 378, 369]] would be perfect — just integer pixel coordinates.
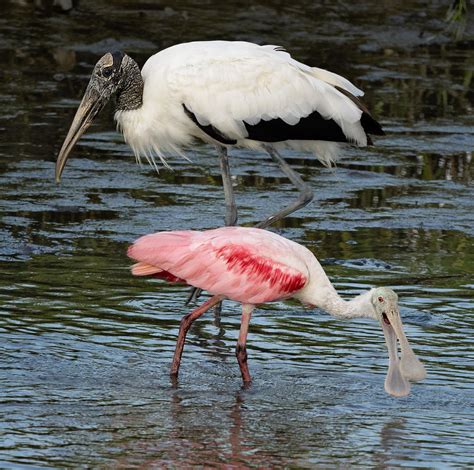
[[292, 248, 378, 320], [298, 282, 377, 320], [320, 288, 376, 319]]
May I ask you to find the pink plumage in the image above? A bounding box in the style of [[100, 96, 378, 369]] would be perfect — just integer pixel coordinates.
[[127, 226, 426, 395], [127, 227, 309, 304]]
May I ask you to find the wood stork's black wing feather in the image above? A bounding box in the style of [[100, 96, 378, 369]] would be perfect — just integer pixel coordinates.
[[243, 110, 348, 143], [184, 102, 349, 145], [183, 87, 383, 147], [183, 104, 237, 145]]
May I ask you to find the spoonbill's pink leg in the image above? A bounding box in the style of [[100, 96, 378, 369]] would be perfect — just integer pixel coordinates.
[[236, 304, 255, 384], [170, 295, 224, 378]]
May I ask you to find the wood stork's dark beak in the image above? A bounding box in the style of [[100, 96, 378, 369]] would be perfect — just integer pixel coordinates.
[[55, 84, 108, 183]]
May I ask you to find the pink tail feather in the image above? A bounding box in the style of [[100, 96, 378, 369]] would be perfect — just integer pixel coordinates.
[[131, 262, 163, 276], [128, 231, 199, 285]]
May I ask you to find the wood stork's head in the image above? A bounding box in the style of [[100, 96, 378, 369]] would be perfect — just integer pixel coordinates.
[[370, 287, 426, 397], [55, 51, 141, 182]]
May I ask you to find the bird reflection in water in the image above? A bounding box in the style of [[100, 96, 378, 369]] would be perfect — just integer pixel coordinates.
[[108, 388, 290, 468], [372, 418, 409, 467]]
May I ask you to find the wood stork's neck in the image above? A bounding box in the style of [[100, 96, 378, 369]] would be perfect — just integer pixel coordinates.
[[115, 57, 143, 112]]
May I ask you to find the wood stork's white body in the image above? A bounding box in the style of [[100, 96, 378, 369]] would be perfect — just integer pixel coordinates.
[[115, 41, 370, 167], [56, 40, 384, 232]]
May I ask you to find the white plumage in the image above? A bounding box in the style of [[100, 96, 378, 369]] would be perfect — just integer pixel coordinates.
[[115, 41, 370, 168], [56, 40, 384, 231]]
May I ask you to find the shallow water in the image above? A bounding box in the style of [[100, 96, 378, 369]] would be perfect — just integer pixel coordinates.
[[1, 0, 473, 468]]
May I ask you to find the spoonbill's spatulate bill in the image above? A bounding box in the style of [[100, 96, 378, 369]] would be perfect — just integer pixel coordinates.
[[128, 227, 426, 397], [55, 41, 384, 228]]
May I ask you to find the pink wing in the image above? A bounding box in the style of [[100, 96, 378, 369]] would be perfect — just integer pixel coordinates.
[[128, 227, 309, 304]]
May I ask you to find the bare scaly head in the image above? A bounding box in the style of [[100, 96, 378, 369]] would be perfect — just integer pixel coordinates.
[[55, 51, 141, 182]]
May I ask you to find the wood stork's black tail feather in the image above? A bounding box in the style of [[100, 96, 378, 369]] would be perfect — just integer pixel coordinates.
[[361, 112, 385, 137], [335, 86, 385, 137]]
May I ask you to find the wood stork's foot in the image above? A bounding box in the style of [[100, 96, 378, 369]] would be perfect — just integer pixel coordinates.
[[171, 295, 223, 378], [185, 287, 224, 322], [185, 286, 202, 305], [213, 300, 222, 317], [256, 146, 313, 229]]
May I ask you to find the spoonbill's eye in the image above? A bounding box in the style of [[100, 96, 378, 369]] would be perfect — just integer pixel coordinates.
[[378, 296, 384, 303], [102, 67, 113, 78]]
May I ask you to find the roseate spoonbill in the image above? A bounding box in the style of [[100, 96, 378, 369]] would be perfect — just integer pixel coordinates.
[[55, 41, 384, 229], [128, 227, 426, 397]]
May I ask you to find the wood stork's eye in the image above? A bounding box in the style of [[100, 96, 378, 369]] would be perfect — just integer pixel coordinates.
[[378, 296, 384, 303], [102, 66, 113, 78]]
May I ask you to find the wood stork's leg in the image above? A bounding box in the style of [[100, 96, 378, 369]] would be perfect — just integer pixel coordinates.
[[255, 145, 313, 229], [170, 295, 224, 379], [236, 304, 254, 384], [218, 145, 238, 226], [186, 145, 237, 308]]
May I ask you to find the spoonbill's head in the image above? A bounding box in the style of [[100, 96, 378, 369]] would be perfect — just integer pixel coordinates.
[[371, 287, 426, 397], [55, 51, 135, 182]]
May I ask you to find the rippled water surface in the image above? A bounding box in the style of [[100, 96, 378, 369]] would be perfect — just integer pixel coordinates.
[[1, 0, 473, 468]]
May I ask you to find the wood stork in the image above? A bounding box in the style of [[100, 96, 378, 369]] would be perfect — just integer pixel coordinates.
[[128, 226, 426, 396], [55, 41, 384, 230]]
